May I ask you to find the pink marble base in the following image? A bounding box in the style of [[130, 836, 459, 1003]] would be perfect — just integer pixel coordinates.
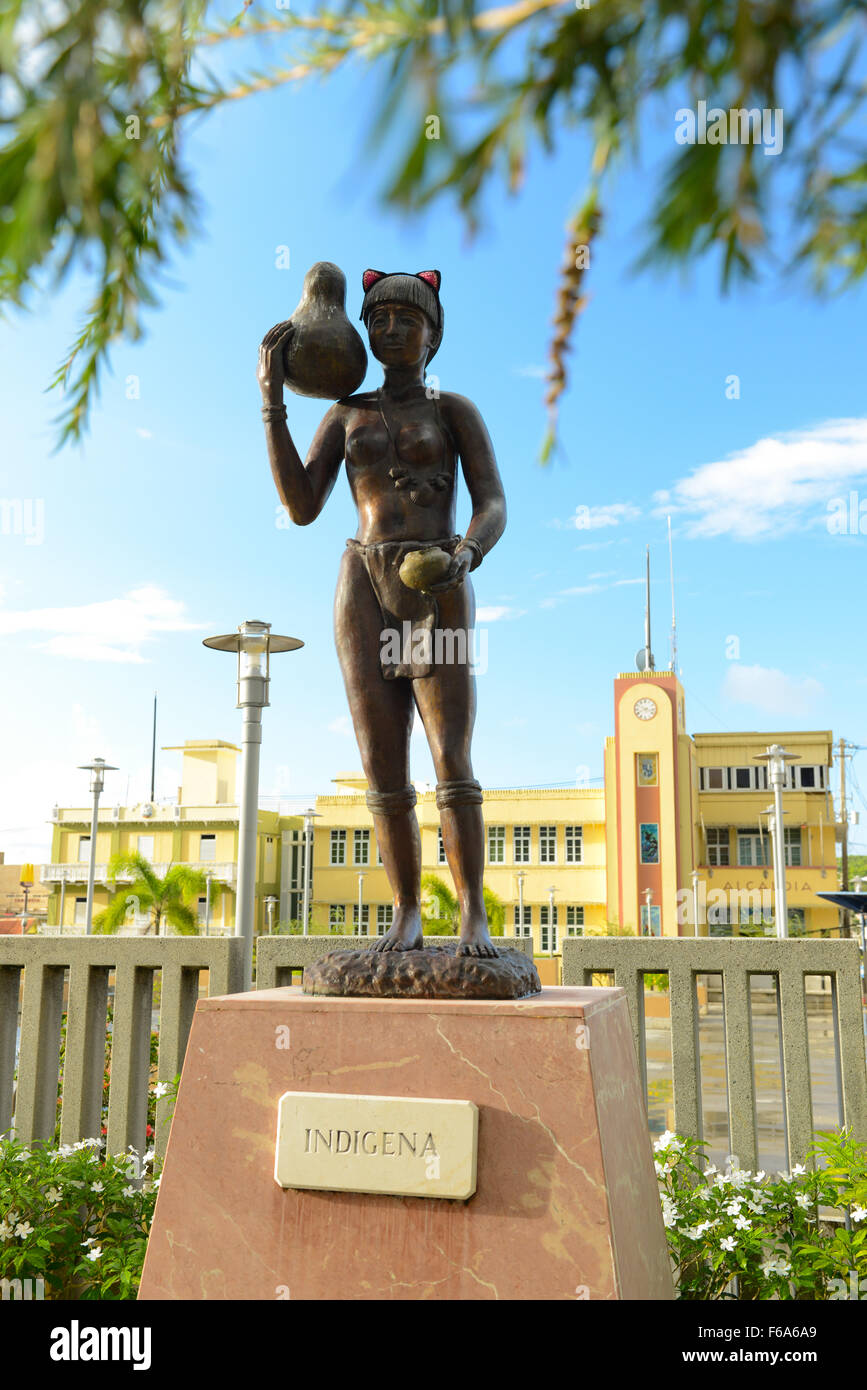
[[139, 986, 672, 1300]]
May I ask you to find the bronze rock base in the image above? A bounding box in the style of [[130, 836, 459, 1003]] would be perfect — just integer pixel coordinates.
[[302, 944, 542, 1000]]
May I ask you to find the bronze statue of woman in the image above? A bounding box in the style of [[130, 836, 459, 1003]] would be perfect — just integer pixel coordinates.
[[258, 269, 506, 957]]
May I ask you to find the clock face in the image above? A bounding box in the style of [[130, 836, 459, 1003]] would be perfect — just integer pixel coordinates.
[[634, 697, 657, 721]]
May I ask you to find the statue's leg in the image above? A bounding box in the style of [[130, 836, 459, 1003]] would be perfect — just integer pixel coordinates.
[[411, 578, 497, 958], [334, 548, 423, 951]]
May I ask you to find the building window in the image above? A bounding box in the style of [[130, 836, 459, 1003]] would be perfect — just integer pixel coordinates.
[[77, 836, 90, 863], [702, 767, 727, 791], [706, 827, 730, 867], [784, 827, 802, 867], [74, 896, 87, 925], [566, 906, 584, 936], [513, 905, 532, 936], [640, 904, 662, 936], [488, 826, 505, 864], [639, 823, 659, 864], [330, 830, 346, 866], [539, 826, 557, 864], [353, 903, 370, 934], [637, 754, 657, 787], [737, 829, 771, 867], [136, 834, 154, 860], [437, 828, 447, 865], [376, 839, 383, 866], [796, 766, 820, 789], [539, 905, 558, 953], [329, 904, 346, 931], [513, 825, 531, 863], [733, 767, 754, 790], [199, 833, 216, 863], [564, 826, 583, 864], [376, 905, 392, 936], [353, 829, 370, 866]]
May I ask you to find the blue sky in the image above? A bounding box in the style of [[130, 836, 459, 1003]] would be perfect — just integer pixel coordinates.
[[2, 17, 867, 862]]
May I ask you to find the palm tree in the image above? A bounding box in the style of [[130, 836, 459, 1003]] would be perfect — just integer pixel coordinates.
[[93, 853, 220, 936], [421, 874, 505, 937]]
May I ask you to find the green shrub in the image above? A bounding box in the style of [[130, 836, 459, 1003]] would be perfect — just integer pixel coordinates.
[[656, 1128, 867, 1299]]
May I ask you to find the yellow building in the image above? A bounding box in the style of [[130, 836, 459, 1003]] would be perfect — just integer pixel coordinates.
[[43, 741, 303, 934], [41, 670, 842, 945]]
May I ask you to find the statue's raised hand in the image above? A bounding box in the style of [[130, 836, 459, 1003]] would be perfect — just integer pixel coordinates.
[[258, 322, 295, 404]]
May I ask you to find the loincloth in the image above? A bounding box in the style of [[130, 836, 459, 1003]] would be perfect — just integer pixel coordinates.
[[346, 535, 463, 679]]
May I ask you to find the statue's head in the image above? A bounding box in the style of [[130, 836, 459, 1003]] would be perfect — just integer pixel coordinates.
[[360, 270, 443, 366]]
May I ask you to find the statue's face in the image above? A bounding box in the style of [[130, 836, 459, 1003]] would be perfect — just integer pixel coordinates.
[[366, 302, 435, 367]]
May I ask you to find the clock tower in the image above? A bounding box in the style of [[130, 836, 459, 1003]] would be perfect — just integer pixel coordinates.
[[603, 567, 697, 935]]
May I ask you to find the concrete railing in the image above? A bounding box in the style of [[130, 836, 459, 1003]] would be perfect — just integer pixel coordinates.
[[0, 937, 244, 1161], [562, 936, 867, 1170], [255, 934, 534, 988]]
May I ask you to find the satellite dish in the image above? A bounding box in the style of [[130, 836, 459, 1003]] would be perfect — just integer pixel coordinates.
[[141, 803, 155, 818], [636, 648, 655, 672]]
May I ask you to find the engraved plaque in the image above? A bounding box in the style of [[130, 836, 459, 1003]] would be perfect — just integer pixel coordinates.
[[274, 1091, 478, 1200]]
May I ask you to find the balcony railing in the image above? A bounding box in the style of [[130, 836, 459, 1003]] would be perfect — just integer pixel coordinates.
[[41, 861, 238, 887]]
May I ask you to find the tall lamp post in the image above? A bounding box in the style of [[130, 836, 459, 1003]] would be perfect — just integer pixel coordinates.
[[77, 758, 117, 935], [204, 620, 303, 989], [516, 870, 526, 938], [357, 873, 365, 936], [548, 885, 556, 954], [755, 745, 798, 939], [264, 895, 278, 935], [301, 807, 320, 935]]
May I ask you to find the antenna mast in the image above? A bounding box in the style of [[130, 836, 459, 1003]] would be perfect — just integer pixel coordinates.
[[150, 692, 157, 803], [668, 516, 678, 673]]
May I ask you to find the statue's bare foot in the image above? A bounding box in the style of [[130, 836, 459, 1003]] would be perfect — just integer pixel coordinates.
[[457, 915, 499, 958], [370, 905, 423, 952]]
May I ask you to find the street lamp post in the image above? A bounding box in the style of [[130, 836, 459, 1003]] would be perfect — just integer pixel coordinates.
[[204, 871, 213, 936], [77, 758, 117, 936], [643, 886, 653, 936], [357, 873, 365, 936], [517, 870, 526, 938], [548, 885, 556, 954], [301, 808, 320, 936], [204, 620, 303, 989], [755, 745, 799, 940], [264, 895, 278, 935]]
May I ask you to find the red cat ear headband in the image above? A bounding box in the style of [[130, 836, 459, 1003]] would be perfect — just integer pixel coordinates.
[[360, 269, 444, 361], [362, 269, 441, 294]]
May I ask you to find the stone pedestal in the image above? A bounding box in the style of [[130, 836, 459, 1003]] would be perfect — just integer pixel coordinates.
[[138, 986, 672, 1300]]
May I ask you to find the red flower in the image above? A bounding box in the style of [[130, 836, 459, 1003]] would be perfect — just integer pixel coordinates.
[[146, 1124, 154, 1137]]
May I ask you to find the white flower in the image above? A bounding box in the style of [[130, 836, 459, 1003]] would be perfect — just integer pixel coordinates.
[[851, 1205, 867, 1222], [720, 1235, 737, 1252], [152, 1082, 171, 1098], [734, 1215, 751, 1231], [694, 1220, 716, 1236], [45, 1187, 62, 1203], [14, 1150, 30, 1162], [122, 1185, 136, 1198], [5, 1210, 19, 1225], [778, 1171, 792, 1183], [792, 1163, 807, 1177], [661, 1198, 680, 1229], [725, 1200, 743, 1215], [0, 1221, 13, 1240], [14, 1221, 34, 1238], [66, 1180, 85, 1190], [90, 1181, 104, 1194], [85, 1246, 102, 1261], [704, 1163, 718, 1177], [152, 1176, 161, 1189], [754, 1171, 766, 1182], [747, 1201, 764, 1215], [795, 1193, 811, 1210], [142, 1149, 155, 1167], [81, 1237, 97, 1247]]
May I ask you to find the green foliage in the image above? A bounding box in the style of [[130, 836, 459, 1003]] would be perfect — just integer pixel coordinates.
[[0, 1131, 163, 1299], [92, 851, 218, 935], [420, 873, 505, 933], [4, 1, 866, 447], [656, 1128, 867, 1300]]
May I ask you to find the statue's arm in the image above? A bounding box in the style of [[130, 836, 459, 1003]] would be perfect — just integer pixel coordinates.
[[258, 322, 345, 526], [447, 394, 507, 564]]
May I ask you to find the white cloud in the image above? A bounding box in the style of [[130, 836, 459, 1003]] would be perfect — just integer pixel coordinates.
[[558, 585, 602, 597], [722, 663, 824, 716], [655, 417, 867, 539], [136, 428, 153, 440], [0, 586, 205, 662], [476, 606, 524, 622], [512, 365, 547, 379], [560, 503, 640, 531], [327, 715, 352, 736]]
